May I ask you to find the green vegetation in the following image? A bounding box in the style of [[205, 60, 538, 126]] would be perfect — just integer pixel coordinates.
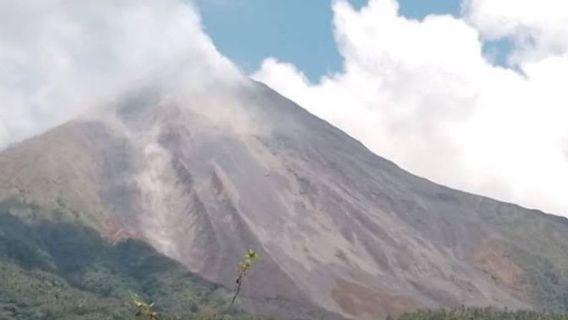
[[129, 249, 260, 320], [230, 249, 259, 307], [395, 307, 568, 320], [0, 203, 266, 320], [131, 292, 159, 320], [477, 201, 568, 312]]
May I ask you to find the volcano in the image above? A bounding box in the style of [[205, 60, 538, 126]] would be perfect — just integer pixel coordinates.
[[1, 80, 568, 319]]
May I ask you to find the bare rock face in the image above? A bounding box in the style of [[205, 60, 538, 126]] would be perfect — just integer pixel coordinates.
[[2, 80, 568, 319]]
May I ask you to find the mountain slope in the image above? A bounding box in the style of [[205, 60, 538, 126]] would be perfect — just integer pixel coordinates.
[[0, 203, 266, 320], [1, 80, 568, 319]]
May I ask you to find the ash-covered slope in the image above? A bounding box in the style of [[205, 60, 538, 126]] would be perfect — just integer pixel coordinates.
[[1, 80, 568, 319]]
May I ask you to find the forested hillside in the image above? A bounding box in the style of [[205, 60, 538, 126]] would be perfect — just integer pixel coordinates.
[[0, 201, 264, 320], [396, 307, 568, 320]]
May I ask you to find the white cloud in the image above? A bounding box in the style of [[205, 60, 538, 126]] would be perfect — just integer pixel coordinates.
[[465, 0, 568, 63], [0, 0, 240, 148], [253, 0, 568, 216]]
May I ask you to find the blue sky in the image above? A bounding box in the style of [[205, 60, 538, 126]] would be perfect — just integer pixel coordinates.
[[195, 0, 462, 82]]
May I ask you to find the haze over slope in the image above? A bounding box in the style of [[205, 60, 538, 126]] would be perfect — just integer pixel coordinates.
[[3, 0, 567, 219], [2, 77, 568, 319]]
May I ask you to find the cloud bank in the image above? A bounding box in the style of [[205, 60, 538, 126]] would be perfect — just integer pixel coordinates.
[[0, 0, 239, 149], [253, 0, 568, 216]]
